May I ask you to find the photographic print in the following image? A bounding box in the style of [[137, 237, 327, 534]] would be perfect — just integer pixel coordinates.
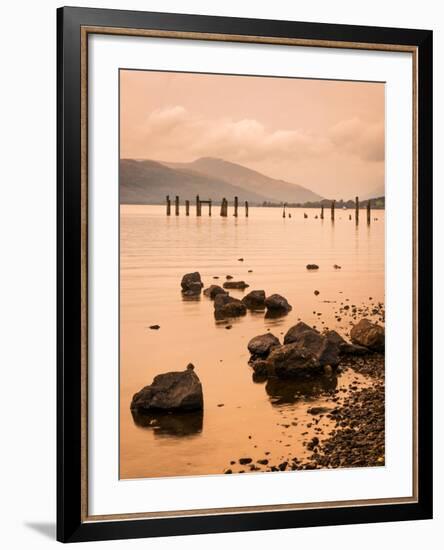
[[119, 69, 385, 480]]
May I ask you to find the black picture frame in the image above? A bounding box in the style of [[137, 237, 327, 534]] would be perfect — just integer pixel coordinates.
[[57, 6, 433, 543]]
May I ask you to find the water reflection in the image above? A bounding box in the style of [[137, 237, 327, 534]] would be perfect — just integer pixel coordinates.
[[264, 309, 290, 319], [181, 292, 202, 302], [264, 374, 338, 405], [131, 409, 204, 438]]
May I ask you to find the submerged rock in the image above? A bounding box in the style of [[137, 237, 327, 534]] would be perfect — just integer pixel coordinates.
[[214, 293, 247, 319], [181, 272, 203, 295], [223, 280, 250, 289], [130, 364, 203, 412], [350, 319, 385, 351], [242, 290, 266, 310], [203, 285, 227, 299], [307, 406, 332, 415], [247, 333, 280, 358], [264, 294, 292, 313]]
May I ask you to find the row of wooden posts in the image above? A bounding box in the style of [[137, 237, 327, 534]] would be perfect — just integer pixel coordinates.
[[282, 196, 373, 224], [166, 195, 249, 217], [167, 194, 372, 223]]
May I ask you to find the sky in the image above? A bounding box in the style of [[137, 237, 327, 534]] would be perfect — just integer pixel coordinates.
[[120, 69, 385, 199]]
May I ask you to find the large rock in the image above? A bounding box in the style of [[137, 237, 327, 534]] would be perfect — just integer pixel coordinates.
[[247, 333, 280, 358], [130, 364, 203, 412], [214, 293, 247, 319], [264, 294, 292, 313], [242, 290, 266, 310], [350, 319, 385, 351], [223, 281, 249, 289], [203, 285, 227, 299], [325, 330, 369, 355], [267, 344, 322, 378], [283, 323, 339, 366], [284, 322, 318, 344], [181, 272, 203, 295], [292, 330, 340, 366]]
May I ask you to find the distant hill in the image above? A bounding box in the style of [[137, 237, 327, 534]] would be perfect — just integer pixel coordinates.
[[120, 159, 273, 205], [361, 184, 385, 201], [120, 157, 323, 205], [165, 157, 323, 204]]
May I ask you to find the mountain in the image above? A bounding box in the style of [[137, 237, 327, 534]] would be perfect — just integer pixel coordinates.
[[120, 159, 274, 204], [165, 157, 323, 204], [361, 184, 385, 201]]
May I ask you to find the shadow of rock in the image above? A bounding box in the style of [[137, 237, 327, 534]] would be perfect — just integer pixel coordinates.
[[131, 409, 203, 438], [264, 374, 338, 406]]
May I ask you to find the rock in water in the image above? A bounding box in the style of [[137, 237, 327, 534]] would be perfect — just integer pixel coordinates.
[[284, 322, 318, 344], [242, 290, 266, 310], [350, 319, 385, 351], [264, 294, 292, 313], [283, 328, 340, 367], [267, 344, 322, 378], [181, 272, 203, 294], [306, 264, 319, 270], [247, 333, 280, 358], [130, 364, 203, 412], [213, 293, 247, 319], [203, 285, 227, 299], [223, 281, 249, 289], [325, 330, 369, 355]]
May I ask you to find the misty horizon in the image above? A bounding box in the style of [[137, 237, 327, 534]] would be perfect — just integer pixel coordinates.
[[120, 70, 385, 199]]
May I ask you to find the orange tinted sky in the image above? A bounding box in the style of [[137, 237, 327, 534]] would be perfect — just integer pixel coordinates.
[[120, 70, 384, 198]]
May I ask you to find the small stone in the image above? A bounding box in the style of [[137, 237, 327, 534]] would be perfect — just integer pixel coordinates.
[[239, 457, 252, 465], [149, 325, 160, 330], [223, 281, 249, 289]]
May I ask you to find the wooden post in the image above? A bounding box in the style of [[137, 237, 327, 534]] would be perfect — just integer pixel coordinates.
[[283, 202, 286, 218], [367, 199, 371, 224], [331, 200, 335, 221], [220, 198, 225, 217], [196, 195, 201, 216], [245, 201, 249, 217], [234, 196, 238, 217], [209, 200, 212, 217], [185, 200, 190, 216], [355, 196, 359, 224], [320, 205, 324, 220], [175, 195, 179, 216], [166, 195, 171, 216], [224, 198, 228, 217]]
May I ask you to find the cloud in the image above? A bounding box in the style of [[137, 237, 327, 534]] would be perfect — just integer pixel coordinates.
[[329, 118, 385, 162], [139, 106, 384, 164]]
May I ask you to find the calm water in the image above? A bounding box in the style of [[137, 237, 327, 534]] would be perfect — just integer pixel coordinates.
[[120, 205, 385, 479]]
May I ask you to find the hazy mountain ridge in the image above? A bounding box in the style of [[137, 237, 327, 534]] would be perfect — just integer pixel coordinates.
[[120, 157, 323, 205], [164, 157, 323, 204], [119, 159, 275, 205]]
